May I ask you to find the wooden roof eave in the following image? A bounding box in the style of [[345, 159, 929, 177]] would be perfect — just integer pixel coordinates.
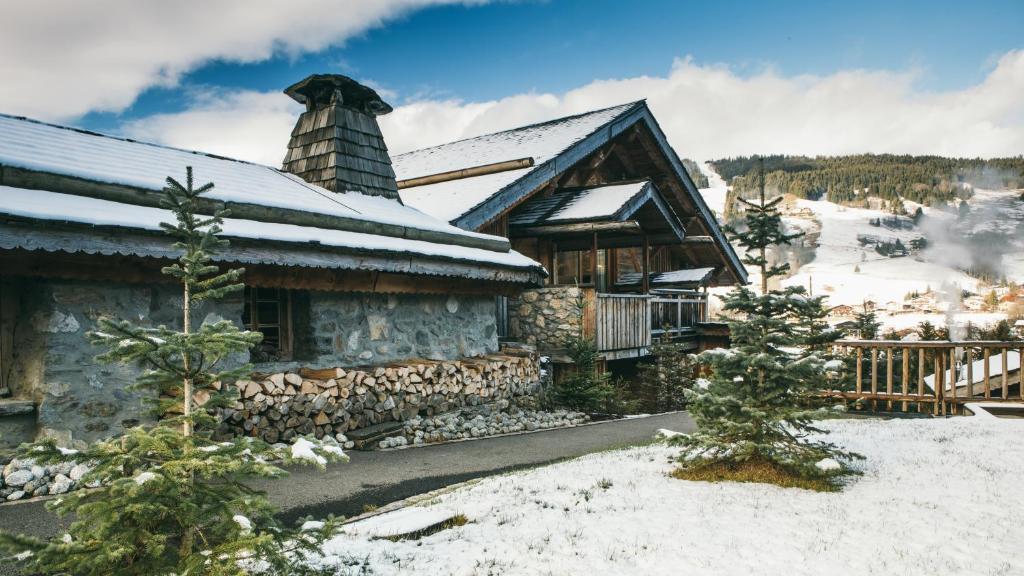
[[0, 217, 547, 288]]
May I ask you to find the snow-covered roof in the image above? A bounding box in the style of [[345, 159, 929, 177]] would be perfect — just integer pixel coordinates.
[[0, 113, 498, 243], [547, 181, 649, 222], [616, 267, 716, 288], [0, 113, 545, 283], [394, 102, 641, 225], [510, 180, 655, 226], [0, 185, 539, 273]]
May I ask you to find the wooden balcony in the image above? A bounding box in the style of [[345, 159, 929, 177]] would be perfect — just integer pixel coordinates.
[[582, 288, 708, 359]]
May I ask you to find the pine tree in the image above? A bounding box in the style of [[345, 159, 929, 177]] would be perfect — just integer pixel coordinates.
[[852, 304, 881, 339], [636, 332, 695, 412], [0, 168, 345, 575], [670, 159, 859, 483]]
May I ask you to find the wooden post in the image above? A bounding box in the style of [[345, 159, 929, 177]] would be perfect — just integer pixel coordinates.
[[933, 351, 942, 416], [901, 348, 909, 412], [984, 347, 991, 400], [591, 232, 599, 291], [871, 347, 878, 410], [1020, 347, 1024, 401], [856, 347, 863, 395], [641, 235, 650, 294], [966, 347, 974, 399], [886, 348, 894, 411], [949, 348, 957, 414], [1002, 348, 1009, 400], [917, 348, 925, 413]]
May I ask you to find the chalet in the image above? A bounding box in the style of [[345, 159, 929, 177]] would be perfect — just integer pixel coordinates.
[[392, 101, 747, 367], [0, 75, 545, 449]]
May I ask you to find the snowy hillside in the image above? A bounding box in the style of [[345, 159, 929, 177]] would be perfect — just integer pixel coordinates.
[[697, 164, 1024, 327]]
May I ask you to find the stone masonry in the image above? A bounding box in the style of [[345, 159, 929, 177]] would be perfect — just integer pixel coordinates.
[[2, 278, 502, 449], [508, 286, 583, 352]]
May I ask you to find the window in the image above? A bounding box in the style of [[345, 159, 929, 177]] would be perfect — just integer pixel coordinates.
[[553, 250, 597, 286], [616, 246, 644, 282], [242, 287, 292, 362]]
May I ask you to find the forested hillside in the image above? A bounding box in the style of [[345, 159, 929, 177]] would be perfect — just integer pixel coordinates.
[[710, 154, 1024, 209], [681, 158, 709, 188]]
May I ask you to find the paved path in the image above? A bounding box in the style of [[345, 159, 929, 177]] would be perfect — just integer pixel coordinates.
[[0, 412, 694, 547]]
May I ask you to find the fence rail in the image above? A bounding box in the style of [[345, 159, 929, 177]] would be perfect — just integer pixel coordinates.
[[832, 340, 1024, 414]]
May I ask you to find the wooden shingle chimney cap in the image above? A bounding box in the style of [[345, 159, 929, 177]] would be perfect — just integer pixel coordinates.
[[284, 74, 393, 116]]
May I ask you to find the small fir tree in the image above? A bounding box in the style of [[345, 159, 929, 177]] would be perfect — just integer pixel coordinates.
[[636, 331, 695, 412], [852, 304, 881, 340], [0, 168, 344, 575], [670, 159, 859, 483]]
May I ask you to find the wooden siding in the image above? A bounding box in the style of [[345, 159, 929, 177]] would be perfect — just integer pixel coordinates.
[[594, 293, 652, 351]]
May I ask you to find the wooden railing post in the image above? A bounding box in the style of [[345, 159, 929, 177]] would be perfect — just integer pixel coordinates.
[[886, 348, 894, 411], [901, 348, 909, 412], [1002, 348, 1009, 400], [984, 347, 991, 400], [871, 347, 879, 411]]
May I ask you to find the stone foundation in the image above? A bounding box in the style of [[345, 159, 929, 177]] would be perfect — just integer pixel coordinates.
[[508, 286, 583, 351], [219, 352, 541, 444]]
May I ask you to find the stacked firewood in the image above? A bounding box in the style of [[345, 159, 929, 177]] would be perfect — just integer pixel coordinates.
[[218, 354, 541, 444]]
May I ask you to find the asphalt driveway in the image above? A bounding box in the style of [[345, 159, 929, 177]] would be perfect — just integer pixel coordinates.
[[0, 411, 694, 563]]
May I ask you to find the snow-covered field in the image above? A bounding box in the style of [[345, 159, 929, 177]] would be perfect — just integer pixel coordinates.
[[310, 417, 1024, 575]]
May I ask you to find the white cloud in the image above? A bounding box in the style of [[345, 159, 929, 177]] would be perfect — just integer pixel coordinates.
[[122, 90, 301, 167], [0, 0, 484, 121], [120, 52, 1024, 166]]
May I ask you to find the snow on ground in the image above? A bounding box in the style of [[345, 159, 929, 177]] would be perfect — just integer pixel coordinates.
[[697, 162, 728, 218], [310, 417, 1024, 576]]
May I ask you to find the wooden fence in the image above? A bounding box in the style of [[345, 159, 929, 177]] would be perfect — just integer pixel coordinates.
[[831, 340, 1024, 415]]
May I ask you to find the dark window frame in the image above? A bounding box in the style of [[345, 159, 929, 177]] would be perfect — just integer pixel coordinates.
[[242, 286, 293, 363]]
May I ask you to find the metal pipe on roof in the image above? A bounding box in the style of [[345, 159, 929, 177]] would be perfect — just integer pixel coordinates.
[[396, 157, 535, 189]]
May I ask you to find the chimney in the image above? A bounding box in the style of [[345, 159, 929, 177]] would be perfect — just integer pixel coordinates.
[[281, 74, 400, 201]]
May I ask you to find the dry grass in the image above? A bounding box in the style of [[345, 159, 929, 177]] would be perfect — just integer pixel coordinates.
[[670, 459, 840, 492], [378, 513, 470, 542]]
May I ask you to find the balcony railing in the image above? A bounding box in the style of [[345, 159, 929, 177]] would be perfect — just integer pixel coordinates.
[[582, 288, 708, 354]]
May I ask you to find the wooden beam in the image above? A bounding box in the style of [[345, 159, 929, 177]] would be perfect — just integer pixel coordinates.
[[642, 234, 650, 293], [511, 221, 642, 237], [396, 157, 535, 189]]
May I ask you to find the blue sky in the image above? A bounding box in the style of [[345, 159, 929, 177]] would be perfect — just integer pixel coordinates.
[[77, 0, 1023, 133], [4, 1, 1020, 162]]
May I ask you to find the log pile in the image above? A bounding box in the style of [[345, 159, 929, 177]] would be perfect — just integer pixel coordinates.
[[218, 353, 541, 444]]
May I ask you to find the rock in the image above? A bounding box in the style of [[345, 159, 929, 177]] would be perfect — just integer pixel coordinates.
[[5, 469, 32, 487], [69, 464, 90, 481], [7, 490, 25, 501]]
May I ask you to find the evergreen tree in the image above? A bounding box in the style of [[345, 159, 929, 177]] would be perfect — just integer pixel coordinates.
[[670, 160, 859, 482], [852, 305, 881, 340], [636, 332, 695, 412], [0, 168, 344, 575]]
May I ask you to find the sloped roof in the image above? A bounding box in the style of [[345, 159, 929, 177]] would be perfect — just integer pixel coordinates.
[[394, 102, 641, 225], [0, 113, 477, 239], [0, 114, 545, 284], [393, 102, 747, 285]]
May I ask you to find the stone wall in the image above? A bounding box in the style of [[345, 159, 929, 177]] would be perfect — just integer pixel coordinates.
[[2, 278, 502, 448], [302, 292, 498, 367], [508, 286, 583, 352], [219, 353, 541, 444]]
